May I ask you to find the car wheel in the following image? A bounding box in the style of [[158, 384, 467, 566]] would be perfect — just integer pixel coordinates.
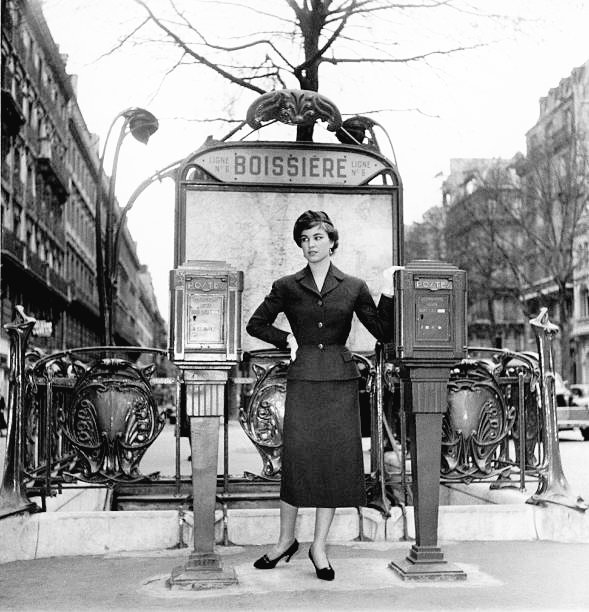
[[581, 427, 589, 441]]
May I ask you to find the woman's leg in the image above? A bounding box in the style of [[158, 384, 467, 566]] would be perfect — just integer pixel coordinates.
[[310, 507, 336, 568], [267, 500, 299, 557]]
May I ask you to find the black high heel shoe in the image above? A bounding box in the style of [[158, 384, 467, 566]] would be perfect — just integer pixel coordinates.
[[308, 547, 335, 581], [253, 539, 299, 569]]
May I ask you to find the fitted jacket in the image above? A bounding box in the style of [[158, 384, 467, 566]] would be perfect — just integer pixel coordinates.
[[246, 264, 394, 381]]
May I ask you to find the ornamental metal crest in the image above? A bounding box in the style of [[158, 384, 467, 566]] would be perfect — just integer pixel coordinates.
[[246, 89, 342, 131]]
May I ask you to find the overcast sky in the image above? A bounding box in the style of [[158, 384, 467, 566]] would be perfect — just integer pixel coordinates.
[[41, 0, 589, 317]]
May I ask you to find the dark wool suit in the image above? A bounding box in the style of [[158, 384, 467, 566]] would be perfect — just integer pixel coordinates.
[[247, 263, 394, 508]]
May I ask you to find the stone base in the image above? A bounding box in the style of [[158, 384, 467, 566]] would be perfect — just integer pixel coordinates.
[[0, 499, 38, 520], [406, 544, 445, 563], [167, 552, 238, 591], [389, 546, 467, 582]]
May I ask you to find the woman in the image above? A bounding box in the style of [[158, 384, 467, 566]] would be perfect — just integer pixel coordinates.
[[246, 210, 396, 581]]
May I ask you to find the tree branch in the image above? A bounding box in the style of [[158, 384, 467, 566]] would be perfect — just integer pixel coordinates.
[[168, 0, 295, 69], [133, 0, 266, 94], [94, 17, 151, 62], [323, 42, 487, 64]]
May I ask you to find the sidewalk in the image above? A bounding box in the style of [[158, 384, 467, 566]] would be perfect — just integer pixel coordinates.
[[2, 424, 589, 610], [1, 539, 588, 611]]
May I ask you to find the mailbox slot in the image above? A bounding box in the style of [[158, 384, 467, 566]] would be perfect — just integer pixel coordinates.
[[415, 292, 451, 343], [170, 260, 243, 363]]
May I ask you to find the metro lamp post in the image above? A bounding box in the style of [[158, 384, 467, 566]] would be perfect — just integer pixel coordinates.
[[94, 107, 159, 345]]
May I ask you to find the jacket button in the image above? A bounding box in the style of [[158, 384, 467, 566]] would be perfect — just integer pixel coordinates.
[[317, 299, 323, 306], [317, 322, 323, 328], [318, 343, 324, 350]]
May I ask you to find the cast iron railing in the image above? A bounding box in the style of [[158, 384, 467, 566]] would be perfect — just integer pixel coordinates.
[[0, 306, 179, 517], [1, 306, 586, 520]]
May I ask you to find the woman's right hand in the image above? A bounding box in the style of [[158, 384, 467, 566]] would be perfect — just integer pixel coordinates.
[[287, 333, 298, 361], [381, 265, 404, 296]]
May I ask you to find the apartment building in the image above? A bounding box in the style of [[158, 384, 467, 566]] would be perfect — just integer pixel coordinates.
[[410, 61, 589, 379], [523, 60, 589, 382], [1, 0, 166, 397]]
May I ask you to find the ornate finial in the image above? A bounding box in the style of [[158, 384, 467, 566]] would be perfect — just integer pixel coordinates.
[[336, 115, 376, 145], [246, 89, 342, 132], [530, 307, 560, 337]]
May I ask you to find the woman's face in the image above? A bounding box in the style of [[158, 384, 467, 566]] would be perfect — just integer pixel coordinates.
[[300, 224, 334, 265]]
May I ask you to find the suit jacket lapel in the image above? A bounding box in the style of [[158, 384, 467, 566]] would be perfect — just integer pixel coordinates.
[[295, 266, 320, 296], [295, 263, 345, 297], [321, 263, 344, 297]]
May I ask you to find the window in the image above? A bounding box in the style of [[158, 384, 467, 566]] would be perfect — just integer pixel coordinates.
[[581, 285, 589, 319]]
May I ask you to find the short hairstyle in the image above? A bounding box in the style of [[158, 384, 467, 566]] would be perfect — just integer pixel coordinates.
[[293, 210, 339, 253]]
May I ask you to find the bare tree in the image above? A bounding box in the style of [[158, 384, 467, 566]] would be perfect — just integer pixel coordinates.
[[442, 161, 526, 347], [405, 205, 446, 261], [493, 134, 589, 377], [438, 135, 589, 372], [111, 0, 511, 140]]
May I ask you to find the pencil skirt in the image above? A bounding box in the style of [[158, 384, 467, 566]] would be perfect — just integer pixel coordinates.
[[280, 378, 367, 508]]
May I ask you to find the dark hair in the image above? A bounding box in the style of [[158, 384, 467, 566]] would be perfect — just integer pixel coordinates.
[[293, 210, 339, 253]]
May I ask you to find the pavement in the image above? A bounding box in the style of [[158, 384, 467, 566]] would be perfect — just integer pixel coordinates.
[[1, 539, 589, 611]]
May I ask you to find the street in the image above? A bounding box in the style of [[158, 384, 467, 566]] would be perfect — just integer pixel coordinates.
[[140, 420, 589, 506]]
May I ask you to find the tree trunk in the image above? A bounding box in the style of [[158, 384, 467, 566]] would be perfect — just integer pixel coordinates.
[[294, 61, 319, 141], [486, 295, 500, 347], [295, 8, 321, 142], [558, 294, 573, 383], [296, 124, 314, 141]]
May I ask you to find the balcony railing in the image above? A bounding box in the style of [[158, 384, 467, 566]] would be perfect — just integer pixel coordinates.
[[1, 89, 25, 139], [26, 249, 48, 280], [1, 227, 25, 263], [48, 268, 69, 298], [37, 140, 68, 199]]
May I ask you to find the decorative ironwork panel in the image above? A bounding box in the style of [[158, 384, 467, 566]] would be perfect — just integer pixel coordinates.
[[503, 354, 544, 471], [239, 359, 288, 479], [443, 359, 516, 481], [59, 358, 165, 483]]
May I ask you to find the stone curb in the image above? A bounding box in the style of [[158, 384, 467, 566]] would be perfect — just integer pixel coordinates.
[[1, 501, 587, 564]]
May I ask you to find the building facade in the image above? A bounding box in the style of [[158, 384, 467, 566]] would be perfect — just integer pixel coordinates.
[[523, 60, 589, 382], [409, 61, 589, 379], [1, 0, 166, 398]]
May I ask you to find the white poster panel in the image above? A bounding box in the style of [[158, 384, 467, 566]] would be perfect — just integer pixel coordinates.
[[184, 189, 394, 352]]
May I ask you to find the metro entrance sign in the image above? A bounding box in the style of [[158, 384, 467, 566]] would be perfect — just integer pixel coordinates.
[[195, 144, 389, 185], [175, 140, 403, 354]]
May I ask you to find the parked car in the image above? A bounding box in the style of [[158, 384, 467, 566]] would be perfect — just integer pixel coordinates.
[[556, 379, 589, 441], [571, 383, 589, 407], [554, 372, 573, 407], [520, 352, 573, 408], [520, 352, 588, 440]]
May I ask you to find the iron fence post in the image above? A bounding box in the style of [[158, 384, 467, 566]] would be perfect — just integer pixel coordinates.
[[527, 308, 587, 511], [0, 306, 38, 518]]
